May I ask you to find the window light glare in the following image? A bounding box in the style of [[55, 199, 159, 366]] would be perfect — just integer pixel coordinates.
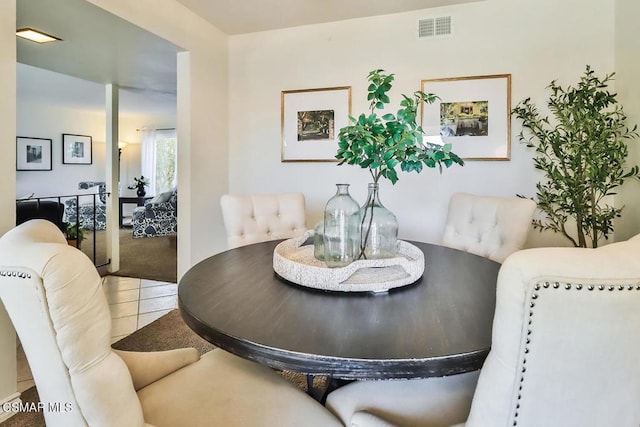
[[16, 28, 61, 44]]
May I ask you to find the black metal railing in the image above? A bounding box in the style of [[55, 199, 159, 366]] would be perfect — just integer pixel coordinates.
[[15, 193, 111, 268]]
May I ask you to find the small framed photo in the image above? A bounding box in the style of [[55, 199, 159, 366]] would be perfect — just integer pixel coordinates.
[[421, 74, 511, 160], [16, 137, 52, 171], [62, 133, 92, 165], [281, 86, 351, 162]]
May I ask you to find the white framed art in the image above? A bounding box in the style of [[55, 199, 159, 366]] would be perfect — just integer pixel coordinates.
[[16, 136, 52, 171], [63, 133, 93, 165], [281, 86, 351, 162], [421, 74, 511, 160]]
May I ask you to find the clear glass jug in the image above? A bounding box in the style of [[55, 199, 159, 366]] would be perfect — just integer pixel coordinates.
[[323, 184, 361, 268], [359, 183, 398, 259]]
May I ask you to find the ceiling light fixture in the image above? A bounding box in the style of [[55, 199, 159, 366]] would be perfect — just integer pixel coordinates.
[[16, 28, 62, 44]]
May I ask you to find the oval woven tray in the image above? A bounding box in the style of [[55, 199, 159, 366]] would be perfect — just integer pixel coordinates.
[[272, 230, 425, 293]]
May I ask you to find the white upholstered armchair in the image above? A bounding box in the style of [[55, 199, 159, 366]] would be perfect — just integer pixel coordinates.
[[0, 220, 341, 427], [326, 234, 640, 426], [220, 192, 307, 249], [441, 192, 536, 263]]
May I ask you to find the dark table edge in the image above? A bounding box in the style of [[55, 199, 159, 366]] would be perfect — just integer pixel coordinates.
[[178, 296, 489, 380]]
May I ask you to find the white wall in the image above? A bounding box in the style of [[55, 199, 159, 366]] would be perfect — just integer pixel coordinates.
[[229, 0, 615, 247], [614, 0, 640, 241], [16, 65, 175, 201], [16, 100, 107, 199]]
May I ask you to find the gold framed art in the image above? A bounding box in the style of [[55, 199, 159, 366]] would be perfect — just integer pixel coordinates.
[[281, 86, 351, 162], [421, 74, 511, 161]]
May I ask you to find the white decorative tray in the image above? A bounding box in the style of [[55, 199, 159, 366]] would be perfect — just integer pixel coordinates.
[[273, 231, 425, 293]]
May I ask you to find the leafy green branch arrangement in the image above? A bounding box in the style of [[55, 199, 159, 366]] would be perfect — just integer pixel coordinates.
[[336, 69, 464, 184], [513, 65, 639, 248]]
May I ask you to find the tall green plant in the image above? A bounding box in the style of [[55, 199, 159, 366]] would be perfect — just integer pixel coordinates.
[[513, 65, 639, 248], [336, 69, 463, 184]]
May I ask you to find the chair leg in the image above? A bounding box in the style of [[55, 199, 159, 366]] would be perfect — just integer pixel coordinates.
[[306, 375, 352, 404]]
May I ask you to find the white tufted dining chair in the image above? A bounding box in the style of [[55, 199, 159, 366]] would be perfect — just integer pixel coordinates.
[[326, 234, 640, 427], [220, 192, 307, 249], [441, 192, 536, 263], [0, 220, 341, 427]]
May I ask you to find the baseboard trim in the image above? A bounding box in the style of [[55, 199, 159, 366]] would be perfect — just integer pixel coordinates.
[[0, 392, 22, 423]]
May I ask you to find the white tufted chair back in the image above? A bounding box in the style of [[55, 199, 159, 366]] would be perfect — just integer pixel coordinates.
[[441, 192, 536, 263], [220, 192, 307, 249], [0, 220, 145, 426], [466, 235, 640, 426]]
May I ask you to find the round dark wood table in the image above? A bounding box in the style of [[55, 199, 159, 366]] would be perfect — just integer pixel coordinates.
[[179, 240, 500, 381]]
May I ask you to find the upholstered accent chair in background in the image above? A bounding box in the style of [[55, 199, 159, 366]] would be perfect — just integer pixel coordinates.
[[326, 234, 640, 426], [132, 188, 177, 238], [63, 181, 107, 230], [0, 220, 341, 427], [441, 192, 536, 263], [220, 192, 307, 249]]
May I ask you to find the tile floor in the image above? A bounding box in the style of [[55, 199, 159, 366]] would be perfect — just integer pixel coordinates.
[[16, 275, 178, 393]]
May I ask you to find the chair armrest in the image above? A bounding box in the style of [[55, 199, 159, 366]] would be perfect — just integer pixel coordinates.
[[145, 201, 175, 212], [132, 206, 146, 220], [114, 348, 199, 390], [351, 411, 399, 427]]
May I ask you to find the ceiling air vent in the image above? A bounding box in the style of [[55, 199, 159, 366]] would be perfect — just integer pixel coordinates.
[[418, 16, 452, 39]]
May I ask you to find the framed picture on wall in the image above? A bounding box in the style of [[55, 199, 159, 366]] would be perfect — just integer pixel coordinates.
[[420, 74, 511, 160], [16, 136, 52, 171], [62, 133, 93, 165], [281, 86, 351, 162]]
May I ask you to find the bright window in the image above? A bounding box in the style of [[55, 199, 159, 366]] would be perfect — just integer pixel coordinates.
[[154, 130, 177, 194], [141, 128, 177, 195]]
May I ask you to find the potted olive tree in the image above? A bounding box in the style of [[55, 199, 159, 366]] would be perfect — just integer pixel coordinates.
[[513, 65, 639, 248]]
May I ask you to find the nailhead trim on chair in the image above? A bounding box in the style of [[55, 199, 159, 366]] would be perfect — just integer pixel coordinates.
[[512, 281, 640, 426], [0, 270, 31, 279]]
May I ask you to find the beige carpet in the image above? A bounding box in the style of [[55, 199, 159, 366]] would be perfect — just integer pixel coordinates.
[[81, 229, 177, 283]]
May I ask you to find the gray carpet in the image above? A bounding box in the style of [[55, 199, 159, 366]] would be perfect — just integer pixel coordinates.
[[2, 310, 320, 426], [81, 229, 177, 283]]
